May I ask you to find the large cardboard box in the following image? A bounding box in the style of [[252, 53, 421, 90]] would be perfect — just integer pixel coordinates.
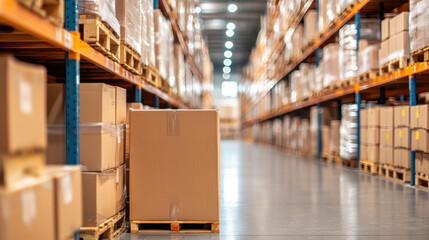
[[395, 31, 410, 57], [394, 105, 409, 127], [130, 110, 220, 221], [380, 107, 394, 128], [125, 103, 144, 157], [367, 107, 380, 126], [0, 175, 55, 240], [382, 18, 390, 41], [115, 87, 127, 124], [80, 83, 116, 124], [46, 166, 83, 240], [394, 148, 409, 167], [367, 127, 380, 145], [330, 120, 340, 152], [380, 127, 393, 147], [82, 169, 117, 226], [115, 164, 126, 213], [393, 11, 409, 34], [380, 146, 393, 165], [394, 127, 410, 148], [360, 109, 368, 127], [360, 127, 367, 144], [47, 84, 66, 124], [417, 152, 429, 175], [0, 55, 47, 154], [412, 129, 429, 152], [361, 144, 367, 160], [322, 125, 330, 156], [367, 145, 380, 163], [411, 105, 429, 129]]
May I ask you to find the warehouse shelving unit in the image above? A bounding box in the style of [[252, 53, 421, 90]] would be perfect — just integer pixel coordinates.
[[241, 0, 429, 186]]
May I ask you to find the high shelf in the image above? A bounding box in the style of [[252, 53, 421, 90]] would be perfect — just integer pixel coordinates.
[[241, 0, 429, 186]]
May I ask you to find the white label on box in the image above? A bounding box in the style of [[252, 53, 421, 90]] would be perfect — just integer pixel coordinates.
[[116, 168, 120, 184], [21, 190, 37, 226], [61, 175, 73, 204], [19, 80, 33, 115]]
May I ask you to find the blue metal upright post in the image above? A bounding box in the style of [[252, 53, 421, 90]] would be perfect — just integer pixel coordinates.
[[379, 87, 385, 104], [316, 48, 321, 67], [133, 85, 141, 102], [356, 92, 361, 167], [410, 74, 417, 186], [153, 0, 158, 9], [153, 96, 159, 109], [317, 104, 322, 159], [337, 99, 342, 120]]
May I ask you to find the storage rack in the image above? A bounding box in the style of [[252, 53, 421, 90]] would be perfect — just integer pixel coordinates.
[[241, 0, 429, 186]]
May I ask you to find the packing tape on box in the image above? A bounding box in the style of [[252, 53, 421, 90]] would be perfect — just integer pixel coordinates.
[[48, 123, 120, 136], [21, 190, 37, 227], [167, 111, 180, 136], [60, 174, 73, 205]]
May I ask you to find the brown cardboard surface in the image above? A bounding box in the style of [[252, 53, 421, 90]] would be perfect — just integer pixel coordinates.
[[115, 87, 127, 124], [367, 144, 380, 163], [360, 109, 368, 127], [380, 107, 394, 128], [394, 105, 409, 127], [115, 164, 126, 213], [380, 127, 393, 147], [382, 18, 390, 41], [0, 175, 55, 240], [47, 83, 66, 124], [82, 169, 117, 227], [396, 31, 410, 57], [367, 127, 380, 145], [401, 148, 411, 169], [367, 107, 380, 126], [380, 146, 393, 165], [46, 165, 82, 240], [117, 124, 125, 166], [329, 120, 340, 152], [80, 83, 116, 124], [411, 105, 419, 129], [360, 127, 367, 145], [125, 103, 144, 156], [0, 55, 47, 154], [361, 144, 367, 160], [412, 129, 429, 152], [418, 105, 429, 129], [322, 125, 330, 156], [394, 127, 410, 149], [394, 12, 409, 34], [417, 152, 429, 175], [394, 148, 409, 167], [130, 110, 220, 221]]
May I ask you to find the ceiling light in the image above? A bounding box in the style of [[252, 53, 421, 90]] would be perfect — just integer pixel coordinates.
[[227, 22, 235, 30], [195, 6, 201, 14], [224, 59, 232, 66], [228, 4, 237, 13], [224, 50, 232, 58], [223, 66, 231, 74], [223, 73, 230, 80], [226, 29, 234, 37], [225, 41, 233, 49]]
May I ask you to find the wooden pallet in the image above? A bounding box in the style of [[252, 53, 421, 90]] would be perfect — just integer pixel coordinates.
[[335, 157, 356, 168], [130, 221, 219, 234], [79, 15, 120, 62], [79, 209, 126, 240], [359, 159, 380, 174], [379, 164, 411, 183], [120, 42, 142, 74], [0, 152, 45, 188], [142, 65, 161, 87], [357, 69, 379, 83], [17, 0, 64, 26], [339, 77, 356, 88], [379, 56, 409, 75], [411, 46, 429, 64], [160, 78, 171, 93], [415, 172, 429, 190]]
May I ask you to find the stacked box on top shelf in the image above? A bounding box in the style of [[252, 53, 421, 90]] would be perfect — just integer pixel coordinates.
[[0, 55, 82, 240], [357, 40, 380, 82], [410, 0, 429, 62]]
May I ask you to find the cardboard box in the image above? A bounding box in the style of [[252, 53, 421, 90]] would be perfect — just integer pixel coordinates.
[[411, 105, 429, 129], [304, 10, 317, 45], [417, 152, 429, 175], [412, 129, 429, 152], [46, 166, 83, 240], [367, 145, 380, 163], [0, 175, 55, 240], [394, 11, 409, 34], [360, 109, 368, 127], [117, 124, 125, 166], [380, 146, 393, 165], [115, 87, 127, 124], [0, 55, 47, 154], [367, 107, 380, 126], [115, 164, 126, 213], [394, 148, 410, 168], [394, 127, 410, 148], [322, 125, 330, 156], [330, 120, 340, 152], [125, 103, 144, 157], [82, 168, 117, 226], [360, 127, 367, 144], [361, 144, 367, 160], [367, 127, 380, 145], [47, 84, 66, 124], [130, 110, 220, 221], [395, 31, 410, 57], [394, 105, 409, 127], [380, 127, 393, 147], [80, 83, 116, 124], [380, 107, 394, 128], [382, 18, 390, 41]]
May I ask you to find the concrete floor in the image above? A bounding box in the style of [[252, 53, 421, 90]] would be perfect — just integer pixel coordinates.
[[119, 140, 429, 239]]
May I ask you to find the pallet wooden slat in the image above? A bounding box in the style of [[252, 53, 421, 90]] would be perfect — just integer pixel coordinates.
[[16, 0, 64, 26], [379, 164, 411, 183], [416, 172, 429, 190], [120, 42, 142, 74], [379, 56, 409, 75], [411, 46, 429, 64], [79, 209, 126, 240], [142, 64, 161, 88], [359, 159, 380, 175], [357, 69, 378, 83], [130, 220, 219, 234]]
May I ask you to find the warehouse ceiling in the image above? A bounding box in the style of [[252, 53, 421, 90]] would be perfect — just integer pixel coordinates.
[[200, 0, 267, 82]]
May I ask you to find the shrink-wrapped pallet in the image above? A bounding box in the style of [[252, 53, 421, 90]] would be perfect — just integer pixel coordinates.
[[154, 10, 170, 80], [358, 43, 380, 75], [322, 43, 340, 88], [340, 104, 358, 160], [290, 70, 301, 103], [273, 119, 283, 148], [116, 0, 142, 54], [79, 0, 121, 37], [283, 115, 291, 149], [174, 44, 185, 97], [410, 0, 429, 53], [290, 117, 300, 150], [141, 0, 155, 66]]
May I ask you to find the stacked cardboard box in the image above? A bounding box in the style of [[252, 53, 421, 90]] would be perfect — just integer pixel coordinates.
[[411, 105, 429, 174], [330, 120, 341, 155], [379, 12, 409, 66], [379, 107, 394, 166], [410, 0, 429, 53], [46, 83, 126, 228], [0, 55, 82, 240], [394, 105, 410, 169], [361, 107, 380, 164]]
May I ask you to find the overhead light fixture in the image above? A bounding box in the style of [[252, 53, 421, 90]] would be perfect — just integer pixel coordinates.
[[195, 6, 201, 14], [227, 22, 235, 30], [223, 66, 231, 74], [225, 41, 233, 49], [224, 59, 232, 66], [223, 73, 230, 80], [228, 3, 237, 13], [224, 50, 232, 58], [226, 29, 234, 37]]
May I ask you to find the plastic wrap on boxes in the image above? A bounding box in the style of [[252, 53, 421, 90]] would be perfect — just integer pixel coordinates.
[[154, 10, 170, 80], [290, 117, 300, 150], [290, 70, 301, 103], [298, 119, 310, 152], [318, 0, 326, 32], [174, 44, 184, 97], [358, 43, 380, 75], [310, 106, 318, 155], [325, 0, 336, 26], [141, 0, 154, 65], [340, 104, 358, 160], [315, 61, 324, 92], [410, 0, 429, 53], [322, 43, 339, 88], [336, 0, 356, 15], [304, 10, 317, 46], [116, 0, 142, 54], [292, 25, 303, 59], [148, 0, 155, 66], [79, 0, 121, 37], [300, 63, 314, 99], [141, 2, 148, 65]]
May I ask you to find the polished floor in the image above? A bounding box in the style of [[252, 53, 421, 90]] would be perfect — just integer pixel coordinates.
[[119, 140, 429, 239]]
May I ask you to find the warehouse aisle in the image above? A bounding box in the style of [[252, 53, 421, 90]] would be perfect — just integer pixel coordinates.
[[120, 140, 429, 239]]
